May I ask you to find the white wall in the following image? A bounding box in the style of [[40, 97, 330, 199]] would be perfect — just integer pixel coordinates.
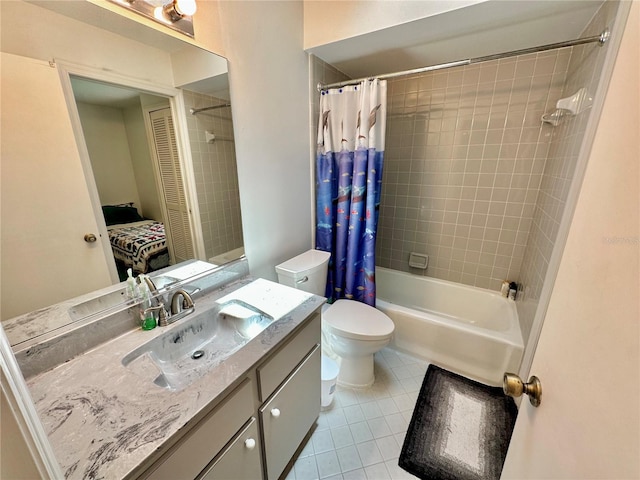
[[303, 0, 484, 49], [218, 1, 312, 280], [0, 1, 175, 87], [76, 103, 142, 208], [0, 388, 41, 479], [171, 46, 229, 88], [123, 105, 164, 221]]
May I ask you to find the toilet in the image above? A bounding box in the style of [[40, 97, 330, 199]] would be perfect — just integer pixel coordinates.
[[275, 249, 395, 388]]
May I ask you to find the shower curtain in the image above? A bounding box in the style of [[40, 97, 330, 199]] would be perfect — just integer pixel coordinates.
[[315, 79, 387, 306]]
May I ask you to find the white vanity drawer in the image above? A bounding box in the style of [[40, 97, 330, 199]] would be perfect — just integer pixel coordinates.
[[257, 313, 320, 401], [198, 417, 262, 480], [147, 379, 254, 480], [260, 345, 321, 480]]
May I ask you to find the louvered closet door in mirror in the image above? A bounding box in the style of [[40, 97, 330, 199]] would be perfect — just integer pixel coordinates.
[[149, 108, 194, 264]]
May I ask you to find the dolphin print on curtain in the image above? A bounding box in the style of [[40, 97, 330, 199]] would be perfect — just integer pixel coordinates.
[[316, 79, 387, 306]]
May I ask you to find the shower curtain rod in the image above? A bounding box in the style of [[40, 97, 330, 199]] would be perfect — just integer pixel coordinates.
[[190, 103, 231, 115], [317, 28, 610, 91]]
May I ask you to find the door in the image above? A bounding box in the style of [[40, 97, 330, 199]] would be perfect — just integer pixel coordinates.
[[148, 108, 195, 264], [501, 4, 639, 477], [0, 52, 113, 320]]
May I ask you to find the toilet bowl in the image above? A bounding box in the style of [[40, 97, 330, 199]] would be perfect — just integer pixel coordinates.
[[322, 299, 394, 388], [275, 249, 395, 389]]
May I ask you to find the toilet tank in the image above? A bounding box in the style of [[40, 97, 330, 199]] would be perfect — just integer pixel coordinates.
[[275, 249, 330, 296]]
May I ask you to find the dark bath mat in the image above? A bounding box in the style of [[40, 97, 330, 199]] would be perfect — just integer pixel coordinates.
[[399, 365, 518, 480]]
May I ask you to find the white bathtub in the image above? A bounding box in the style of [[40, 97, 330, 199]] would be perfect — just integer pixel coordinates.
[[375, 267, 523, 386]]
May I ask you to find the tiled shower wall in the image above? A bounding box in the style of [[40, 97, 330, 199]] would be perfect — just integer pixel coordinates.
[[376, 50, 571, 290], [517, 1, 619, 340], [308, 1, 618, 345], [183, 90, 243, 261]]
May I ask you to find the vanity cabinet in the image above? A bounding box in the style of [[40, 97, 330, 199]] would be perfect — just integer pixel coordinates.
[[142, 312, 321, 480], [257, 313, 322, 401], [260, 345, 321, 480], [199, 417, 262, 480], [147, 379, 255, 480]]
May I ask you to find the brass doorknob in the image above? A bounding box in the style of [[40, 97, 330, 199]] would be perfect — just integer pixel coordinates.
[[503, 373, 542, 407], [84, 233, 97, 243]]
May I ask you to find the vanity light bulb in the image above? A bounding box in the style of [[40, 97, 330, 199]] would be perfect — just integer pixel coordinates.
[[175, 0, 197, 16], [153, 6, 170, 22]]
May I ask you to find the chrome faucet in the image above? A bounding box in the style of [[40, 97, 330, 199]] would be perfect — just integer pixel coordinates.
[[139, 274, 195, 326], [170, 289, 195, 316], [151, 289, 195, 327], [144, 276, 159, 297], [139, 275, 169, 325]]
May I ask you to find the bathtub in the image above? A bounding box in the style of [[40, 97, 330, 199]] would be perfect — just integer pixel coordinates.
[[375, 267, 523, 387]]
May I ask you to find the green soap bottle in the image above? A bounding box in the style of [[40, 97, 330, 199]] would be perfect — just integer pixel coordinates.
[[141, 315, 156, 331]]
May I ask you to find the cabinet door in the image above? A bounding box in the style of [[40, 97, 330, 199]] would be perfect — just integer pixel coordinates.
[[147, 379, 253, 480], [257, 314, 320, 401], [199, 418, 262, 480], [260, 345, 320, 480]]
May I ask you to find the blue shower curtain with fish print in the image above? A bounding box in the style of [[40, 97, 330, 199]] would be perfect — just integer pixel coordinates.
[[316, 79, 387, 306]]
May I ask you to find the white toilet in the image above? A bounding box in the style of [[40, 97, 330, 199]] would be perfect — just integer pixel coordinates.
[[276, 249, 395, 388]]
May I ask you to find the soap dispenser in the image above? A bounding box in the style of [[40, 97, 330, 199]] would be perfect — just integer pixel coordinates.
[[126, 268, 139, 301], [137, 274, 157, 330]]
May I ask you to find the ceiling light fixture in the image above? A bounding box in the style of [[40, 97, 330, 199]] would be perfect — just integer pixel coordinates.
[[164, 0, 197, 20], [107, 0, 197, 38]]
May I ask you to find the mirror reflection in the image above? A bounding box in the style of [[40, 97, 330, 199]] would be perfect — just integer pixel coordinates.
[[0, 0, 244, 339], [69, 77, 243, 282]]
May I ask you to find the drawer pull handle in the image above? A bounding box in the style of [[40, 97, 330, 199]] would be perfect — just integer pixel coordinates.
[[244, 438, 256, 450], [271, 408, 281, 418]]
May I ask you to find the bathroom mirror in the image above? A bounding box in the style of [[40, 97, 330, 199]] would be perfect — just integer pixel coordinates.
[[0, 1, 244, 342]]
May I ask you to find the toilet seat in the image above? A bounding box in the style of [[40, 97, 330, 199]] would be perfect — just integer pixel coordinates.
[[323, 299, 394, 341]]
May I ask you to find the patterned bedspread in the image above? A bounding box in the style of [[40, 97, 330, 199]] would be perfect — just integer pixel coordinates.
[[107, 221, 169, 274]]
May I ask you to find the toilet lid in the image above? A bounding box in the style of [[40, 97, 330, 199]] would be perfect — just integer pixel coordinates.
[[323, 299, 394, 341]]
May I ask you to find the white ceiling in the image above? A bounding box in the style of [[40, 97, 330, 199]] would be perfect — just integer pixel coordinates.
[[70, 75, 230, 109], [308, 0, 606, 79], [70, 77, 151, 109]]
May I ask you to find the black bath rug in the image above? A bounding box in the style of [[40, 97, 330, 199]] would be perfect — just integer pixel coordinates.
[[399, 365, 518, 480]]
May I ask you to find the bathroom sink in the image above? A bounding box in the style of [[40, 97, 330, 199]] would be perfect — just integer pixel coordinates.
[[121, 303, 275, 391]]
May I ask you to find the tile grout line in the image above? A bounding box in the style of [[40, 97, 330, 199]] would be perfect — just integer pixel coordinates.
[[288, 348, 428, 480]]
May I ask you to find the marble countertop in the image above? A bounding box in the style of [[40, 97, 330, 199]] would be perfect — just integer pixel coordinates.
[[22, 275, 325, 479]]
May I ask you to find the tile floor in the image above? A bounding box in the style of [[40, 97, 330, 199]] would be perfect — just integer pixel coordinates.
[[287, 348, 429, 480]]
